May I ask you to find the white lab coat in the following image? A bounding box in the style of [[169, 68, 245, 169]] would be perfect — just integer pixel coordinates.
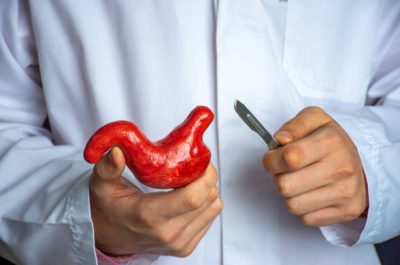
[[0, 0, 399, 264]]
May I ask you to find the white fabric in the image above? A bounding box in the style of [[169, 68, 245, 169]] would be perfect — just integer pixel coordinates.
[[1, 0, 399, 264]]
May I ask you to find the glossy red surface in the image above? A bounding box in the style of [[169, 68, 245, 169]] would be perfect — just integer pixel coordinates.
[[83, 106, 214, 188]]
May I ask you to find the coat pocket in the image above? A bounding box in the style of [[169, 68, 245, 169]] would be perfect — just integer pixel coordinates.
[[282, 0, 381, 104]]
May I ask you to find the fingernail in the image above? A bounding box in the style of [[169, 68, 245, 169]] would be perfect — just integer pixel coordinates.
[[275, 131, 293, 143]]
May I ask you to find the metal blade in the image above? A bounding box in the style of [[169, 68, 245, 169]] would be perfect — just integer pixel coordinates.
[[234, 100, 280, 150]]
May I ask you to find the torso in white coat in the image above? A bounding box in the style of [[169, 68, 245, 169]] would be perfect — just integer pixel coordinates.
[[27, 0, 386, 264]]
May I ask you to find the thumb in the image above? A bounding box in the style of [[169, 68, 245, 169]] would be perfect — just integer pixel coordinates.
[[93, 146, 126, 182], [274, 106, 332, 145]]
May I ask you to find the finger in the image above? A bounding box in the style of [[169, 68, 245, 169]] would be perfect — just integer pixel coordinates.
[[301, 206, 352, 227], [175, 219, 214, 257], [169, 198, 223, 256], [142, 194, 220, 256], [150, 222, 214, 257], [177, 185, 220, 222], [264, 124, 338, 175], [165, 186, 220, 238], [275, 106, 332, 145], [93, 146, 126, 182], [182, 198, 223, 239], [159, 164, 219, 217], [263, 144, 311, 175], [273, 161, 336, 197], [285, 183, 357, 216]]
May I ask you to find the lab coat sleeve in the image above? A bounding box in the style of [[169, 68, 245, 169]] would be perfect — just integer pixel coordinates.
[[320, 4, 400, 247], [0, 1, 97, 264]]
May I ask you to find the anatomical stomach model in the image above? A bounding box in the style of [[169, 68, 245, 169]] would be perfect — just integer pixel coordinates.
[[84, 106, 214, 189]]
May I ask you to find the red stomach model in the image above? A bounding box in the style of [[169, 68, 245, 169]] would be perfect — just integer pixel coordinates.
[[84, 106, 214, 189]]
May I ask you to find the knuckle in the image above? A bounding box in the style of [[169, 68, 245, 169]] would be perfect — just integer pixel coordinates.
[[169, 243, 182, 254], [304, 106, 325, 117], [138, 210, 158, 228], [209, 164, 218, 177], [211, 199, 224, 214], [282, 146, 303, 170], [345, 203, 364, 219], [184, 193, 204, 210], [198, 167, 218, 194], [176, 246, 195, 258], [286, 199, 300, 215], [158, 228, 180, 246], [136, 199, 158, 228], [337, 162, 356, 178], [340, 183, 358, 200], [326, 128, 344, 145], [206, 166, 218, 186], [301, 215, 319, 227], [304, 106, 332, 124], [169, 241, 186, 255], [281, 123, 300, 139], [207, 187, 220, 202], [263, 153, 273, 171], [277, 178, 293, 197]]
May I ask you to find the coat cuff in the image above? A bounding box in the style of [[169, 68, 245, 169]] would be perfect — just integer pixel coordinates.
[[65, 171, 98, 264], [319, 111, 383, 247]]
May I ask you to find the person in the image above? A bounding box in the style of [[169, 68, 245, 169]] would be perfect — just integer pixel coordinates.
[[0, 1, 399, 265]]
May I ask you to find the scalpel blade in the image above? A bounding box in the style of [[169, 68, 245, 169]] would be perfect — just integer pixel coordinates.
[[234, 100, 280, 150]]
